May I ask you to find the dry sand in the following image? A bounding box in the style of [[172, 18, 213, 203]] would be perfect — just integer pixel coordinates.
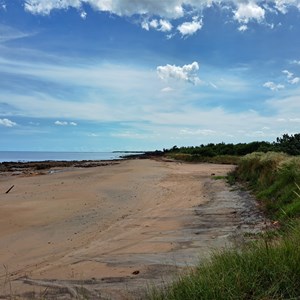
[[0, 159, 266, 299]]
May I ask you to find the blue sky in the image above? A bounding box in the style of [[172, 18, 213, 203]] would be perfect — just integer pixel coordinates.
[[0, 0, 300, 151]]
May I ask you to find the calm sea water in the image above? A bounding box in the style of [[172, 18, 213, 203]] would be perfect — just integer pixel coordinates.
[[0, 151, 142, 163]]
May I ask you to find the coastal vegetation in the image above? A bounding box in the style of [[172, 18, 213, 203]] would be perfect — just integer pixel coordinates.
[[234, 152, 300, 220], [163, 133, 300, 162], [149, 134, 300, 300]]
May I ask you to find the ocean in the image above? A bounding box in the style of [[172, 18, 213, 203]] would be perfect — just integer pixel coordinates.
[[0, 151, 142, 163]]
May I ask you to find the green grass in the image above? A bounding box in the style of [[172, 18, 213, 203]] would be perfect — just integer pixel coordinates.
[[234, 152, 300, 220], [211, 175, 226, 180], [149, 222, 300, 300]]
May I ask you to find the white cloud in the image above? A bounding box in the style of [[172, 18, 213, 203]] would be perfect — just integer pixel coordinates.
[[291, 60, 300, 65], [267, 93, 300, 124], [234, 2, 265, 24], [54, 120, 68, 126], [54, 120, 77, 126], [177, 19, 203, 36], [290, 77, 300, 84], [159, 19, 173, 32], [276, 118, 286, 122], [149, 19, 159, 29], [263, 69, 300, 91], [161, 87, 174, 92], [282, 69, 300, 84], [22, 0, 300, 35], [0, 57, 157, 94], [179, 129, 217, 136], [0, 118, 17, 127], [0, 58, 162, 123], [282, 69, 293, 79], [24, 0, 81, 15], [23, 0, 300, 19], [24, 0, 185, 18], [289, 118, 300, 122], [275, 0, 289, 13], [209, 82, 218, 89], [238, 24, 248, 31], [157, 61, 200, 85], [141, 22, 150, 31], [111, 131, 148, 139], [0, 25, 32, 42], [263, 81, 285, 91], [274, 0, 300, 14], [142, 19, 172, 32], [80, 10, 87, 19], [88, 132, 100, 137]]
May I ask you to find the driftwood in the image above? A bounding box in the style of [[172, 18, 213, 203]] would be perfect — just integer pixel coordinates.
[[5, 185, 14, 194]]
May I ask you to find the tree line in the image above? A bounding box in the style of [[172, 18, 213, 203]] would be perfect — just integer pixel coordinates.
[[163, 133, 300, 156]]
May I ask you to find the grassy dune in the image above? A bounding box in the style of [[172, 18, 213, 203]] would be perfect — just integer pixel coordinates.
[[235, 152, 300, 220], [149, 152, 300, 300]]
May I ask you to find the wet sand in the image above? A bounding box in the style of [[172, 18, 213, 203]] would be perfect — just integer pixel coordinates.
[[0, 159, 266, 299]]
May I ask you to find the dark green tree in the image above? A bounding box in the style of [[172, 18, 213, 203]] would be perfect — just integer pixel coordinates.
[[276, 133, 300, 155]]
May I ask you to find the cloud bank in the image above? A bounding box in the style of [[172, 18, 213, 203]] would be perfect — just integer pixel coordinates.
[[22, 0, 300, 34], [23, 0, 300, 18]]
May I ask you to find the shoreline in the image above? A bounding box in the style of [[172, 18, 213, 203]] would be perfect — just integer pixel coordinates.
[[0, 159, 122, 175], [0, 152, 164, 176], [0, 150, 155, 166]]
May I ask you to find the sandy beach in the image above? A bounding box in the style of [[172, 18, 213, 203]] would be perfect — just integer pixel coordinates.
[[0, 158, 266, 299]]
